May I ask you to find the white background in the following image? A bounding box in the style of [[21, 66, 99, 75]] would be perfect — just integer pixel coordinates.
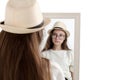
[[1, 0, 120, 80]]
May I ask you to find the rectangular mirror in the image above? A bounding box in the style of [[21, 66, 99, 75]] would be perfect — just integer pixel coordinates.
[[42, 13, 80, 80]]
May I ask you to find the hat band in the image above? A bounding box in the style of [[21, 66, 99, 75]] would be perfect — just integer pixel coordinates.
[[54, 27, 63, 29], [0, 21, 44, 29], [0, 21, 4, 24], [28, 21, 44, 29]]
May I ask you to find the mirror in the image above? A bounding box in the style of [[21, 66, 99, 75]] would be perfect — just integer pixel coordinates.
[[42, 13, 80, 80]]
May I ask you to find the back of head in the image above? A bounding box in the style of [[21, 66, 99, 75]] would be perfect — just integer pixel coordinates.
[[0, 31, 50, 80], [0, 0, 51, 80]]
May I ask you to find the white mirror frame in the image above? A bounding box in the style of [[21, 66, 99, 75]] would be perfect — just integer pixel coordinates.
[[43, 13, 80, 80]]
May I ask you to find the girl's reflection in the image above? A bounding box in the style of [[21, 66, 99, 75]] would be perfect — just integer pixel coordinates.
[[42, 21, 74, 80]]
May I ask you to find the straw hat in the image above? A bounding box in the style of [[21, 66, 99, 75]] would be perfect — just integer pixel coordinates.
[[48, 21, 70, 37], [0, 0, 50, 34]]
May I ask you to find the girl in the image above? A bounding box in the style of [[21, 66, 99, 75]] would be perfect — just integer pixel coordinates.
[[42, 21, 74, 80], [0, 0, 64, 80]]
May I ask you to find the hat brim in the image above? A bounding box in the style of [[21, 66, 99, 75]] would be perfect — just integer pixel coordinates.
[[0, 18, 50, 34], [48, 28, 70, 37]]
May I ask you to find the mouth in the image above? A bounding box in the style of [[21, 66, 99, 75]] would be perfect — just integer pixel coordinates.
[[54, 40, 60, 43]]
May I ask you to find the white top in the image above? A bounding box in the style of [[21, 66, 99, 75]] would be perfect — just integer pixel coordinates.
[[50, 61, 65, 80], [42, 49, 74, 80]]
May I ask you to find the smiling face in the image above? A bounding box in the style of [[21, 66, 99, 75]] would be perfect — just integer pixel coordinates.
[[52, 29, 66, 46]]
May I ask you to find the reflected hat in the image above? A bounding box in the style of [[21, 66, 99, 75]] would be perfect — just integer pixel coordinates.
[[0, 0, 50, 34], [48, 21, 70, 37]]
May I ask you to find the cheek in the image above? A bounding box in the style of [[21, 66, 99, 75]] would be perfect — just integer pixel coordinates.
[[52, 38, 58, 44], [62, 38, 65, 41], [60, 39, 65, 44], [63, 39, 65, 42]]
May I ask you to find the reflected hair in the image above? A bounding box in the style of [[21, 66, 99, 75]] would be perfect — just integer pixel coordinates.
[[0, 30, 51, 80], [42, 29, 70, 51]]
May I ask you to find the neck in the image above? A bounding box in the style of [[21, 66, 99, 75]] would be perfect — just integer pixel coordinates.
[[53, 45, 62, 50]]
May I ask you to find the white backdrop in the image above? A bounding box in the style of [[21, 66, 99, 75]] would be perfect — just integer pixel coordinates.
[[1, 0, 120, 80]]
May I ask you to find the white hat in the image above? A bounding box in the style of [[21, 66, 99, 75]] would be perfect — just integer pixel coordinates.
[[0, 0, 50, 34], [48, 21, 70, 37]]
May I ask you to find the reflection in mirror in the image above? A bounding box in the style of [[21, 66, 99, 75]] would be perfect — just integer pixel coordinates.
[[41, 19, 74, 51], [41, 13, 80, 80]]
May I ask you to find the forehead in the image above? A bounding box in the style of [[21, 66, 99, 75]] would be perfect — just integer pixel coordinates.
[[53, 29, 65, 34]]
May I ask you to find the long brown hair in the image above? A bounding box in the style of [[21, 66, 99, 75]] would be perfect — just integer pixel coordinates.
[[0, 30, 51, 80], [42, 29, 70, 51]]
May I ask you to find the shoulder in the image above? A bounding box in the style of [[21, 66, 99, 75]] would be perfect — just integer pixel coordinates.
[[66, 50, 73, 56], [67, 49, 73, 53]]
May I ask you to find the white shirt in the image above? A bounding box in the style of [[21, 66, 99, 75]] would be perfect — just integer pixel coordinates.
[[42, 49, 74, 80], [50, 61, 65, 80]]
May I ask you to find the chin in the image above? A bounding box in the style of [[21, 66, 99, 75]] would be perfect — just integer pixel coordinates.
[[54, 43, 61, 46]]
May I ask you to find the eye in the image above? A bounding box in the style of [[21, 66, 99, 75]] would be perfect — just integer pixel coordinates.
[[59, 34, 65, 37]]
